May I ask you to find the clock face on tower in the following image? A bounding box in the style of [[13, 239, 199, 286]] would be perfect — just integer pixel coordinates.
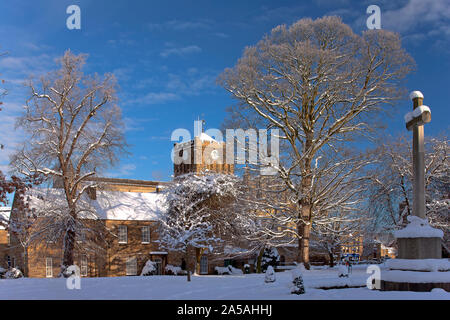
[[210, 149, 219, 161]]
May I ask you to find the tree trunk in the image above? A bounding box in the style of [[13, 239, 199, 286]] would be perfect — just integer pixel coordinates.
[[256, 246, 265, 273], [298, 218, 311, 270], [328, 251, 335, 268], [61, 229, 75, 276], [298, 135, 313, 270], [184, 250, 191, 282], [23, 246, 29, 277]]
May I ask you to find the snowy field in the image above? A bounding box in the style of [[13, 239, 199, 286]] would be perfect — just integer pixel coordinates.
[[0, 265, 448, 300]]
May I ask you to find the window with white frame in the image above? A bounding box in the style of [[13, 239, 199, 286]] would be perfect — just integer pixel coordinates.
[[200, 255, 208, 274], [126, 257, 137, 276], [81, 255, 88, 277], [141, 226, 150, 243], [46, 258, 53, 278], [118, 225, 127, 243]]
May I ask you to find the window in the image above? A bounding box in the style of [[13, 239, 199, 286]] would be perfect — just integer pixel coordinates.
[[200, 256, 208, 274], [126, 257, 137, 276], [81, 255, 88, 277], [141, 226, 150, 244], [118, 225, 127, 243], [46, 258, 53, 278]]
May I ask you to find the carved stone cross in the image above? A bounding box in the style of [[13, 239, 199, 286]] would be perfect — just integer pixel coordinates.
[[404, 91, 431, 220]]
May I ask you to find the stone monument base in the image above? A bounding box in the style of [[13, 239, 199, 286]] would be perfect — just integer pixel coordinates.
[[381, 279, 450, 292], [380, 259, 450, 292], [397, 237, 442, 259]]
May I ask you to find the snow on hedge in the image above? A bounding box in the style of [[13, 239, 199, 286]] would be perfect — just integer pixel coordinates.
[[395, 216, 443, 239], [141, 260, 157, 276], [215, 265, 243, 275], [165, 264, 184, 275], [386, 259, 450, 272], [381, 270, 450, 283]]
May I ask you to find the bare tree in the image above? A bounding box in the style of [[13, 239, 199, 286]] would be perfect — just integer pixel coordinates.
[[235, 148, 373, 267], [158, 172, 240, 275], [218, 16, 413, 268], [11, 50, 127, 274]]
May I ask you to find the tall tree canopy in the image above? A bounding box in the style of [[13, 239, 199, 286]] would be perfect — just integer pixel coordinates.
[[218, 16, 415, 268], [11, 50, 127, 274]]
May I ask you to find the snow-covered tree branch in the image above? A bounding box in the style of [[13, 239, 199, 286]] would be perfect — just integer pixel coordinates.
[[158, 172, 240, 274], [10, 50, 127, 274], [218, 16, 414, 268]]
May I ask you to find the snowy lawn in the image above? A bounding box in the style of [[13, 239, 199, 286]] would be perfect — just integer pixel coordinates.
[[0, 265, 448, 300]]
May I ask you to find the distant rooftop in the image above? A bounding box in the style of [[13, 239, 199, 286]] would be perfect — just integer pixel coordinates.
[[198, 132, 219, 143], [25, 188, 167, 221], [0, 207, 11, 230], [86, 177, 169, 188]]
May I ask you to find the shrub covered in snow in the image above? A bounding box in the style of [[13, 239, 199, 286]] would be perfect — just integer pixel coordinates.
[[264, 265, 276, 283], [215, 265, 243, 275], [141, 260, 157, 276], [4, 268, 23, 279], [244, 264, 250, 274], [261, 247, 280, 272], [294, 262, 307, 272], [338, 264, 349, 278], [290, 268, 305, 294], [165, 264, 183, 275], [215, 266, 230, 275], [0, 266, 6, 278]]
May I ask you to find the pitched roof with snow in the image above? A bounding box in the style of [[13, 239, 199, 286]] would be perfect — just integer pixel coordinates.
[[198, 132, 220, 143], [0, 207, 11, 230], [24, 188, 167, 221]]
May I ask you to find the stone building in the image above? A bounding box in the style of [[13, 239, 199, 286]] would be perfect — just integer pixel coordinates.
[[0, 207, 11, 270], [6, 132, 242, 277]]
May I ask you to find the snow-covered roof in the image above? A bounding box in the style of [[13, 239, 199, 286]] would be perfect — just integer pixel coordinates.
[[25, 188, 167, 221], [198, 132, 219, 143], [149, 251, 168, 255], [0, 207, 11, 230]]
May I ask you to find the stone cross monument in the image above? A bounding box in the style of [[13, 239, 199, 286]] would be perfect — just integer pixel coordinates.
[[380, 91, 449, 292], [406, 91, 431, 219], [396, 91, 440, 259]]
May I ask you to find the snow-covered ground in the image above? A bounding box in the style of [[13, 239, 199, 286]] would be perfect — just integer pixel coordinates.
[[0, 265, 448, 300]]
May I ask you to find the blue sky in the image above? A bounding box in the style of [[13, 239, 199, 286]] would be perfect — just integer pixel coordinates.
[[0, 0, 449, 185]]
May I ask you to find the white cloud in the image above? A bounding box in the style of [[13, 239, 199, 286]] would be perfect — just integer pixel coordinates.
[[123, 117, 159, 132], [166, 72, 216, 96], [0, 54, 53, 75], [148, 19, 211, 31], [212, 32, 229, 38], [107, 164, 137, 178], [129, 92, 180, 106], [160, 45, 202, 58], [382, 0, 450, 34]]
